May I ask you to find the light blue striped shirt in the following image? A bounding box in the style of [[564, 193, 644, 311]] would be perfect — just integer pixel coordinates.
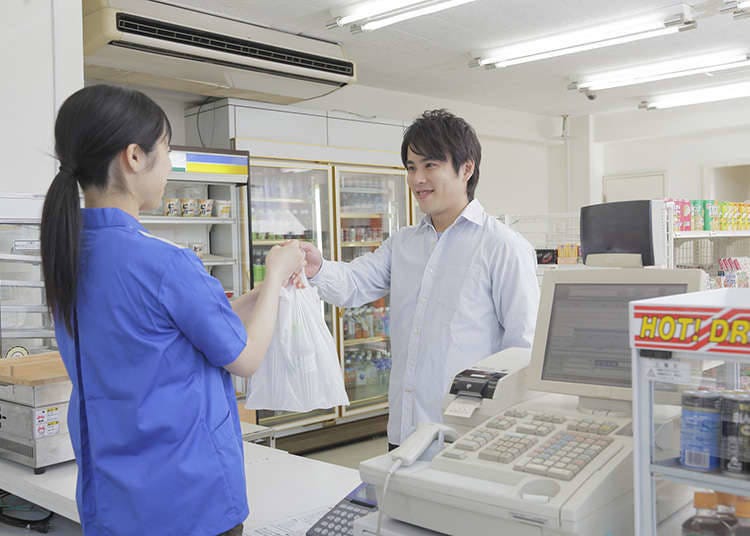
[[312, 200, 539, 444]]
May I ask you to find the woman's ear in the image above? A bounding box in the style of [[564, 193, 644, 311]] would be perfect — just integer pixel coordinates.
[[121, 144, 146, 174]]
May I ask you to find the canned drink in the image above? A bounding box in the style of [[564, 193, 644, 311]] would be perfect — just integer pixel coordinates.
[[680, 391, 722, 471], [721, 393, 750, 477]]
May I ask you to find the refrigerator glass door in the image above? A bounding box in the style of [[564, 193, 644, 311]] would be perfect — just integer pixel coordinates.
[[334, 166, 408, 413], [249, 161, 338, 427]]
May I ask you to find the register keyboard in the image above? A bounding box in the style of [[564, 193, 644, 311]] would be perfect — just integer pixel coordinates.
[[432, 408, 624, 484]]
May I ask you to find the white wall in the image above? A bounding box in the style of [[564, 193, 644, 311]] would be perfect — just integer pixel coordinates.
[[138, 89, 188, 146], [293, 85, 559, 218], [594, 99, 750, 202], [0, 1, 83, 195]]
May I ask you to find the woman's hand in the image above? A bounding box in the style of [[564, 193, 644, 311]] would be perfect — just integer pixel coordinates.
[[264, 240, 305, 287]]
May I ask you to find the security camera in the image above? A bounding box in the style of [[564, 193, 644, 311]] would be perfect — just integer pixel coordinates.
[[583, 89, 597, 101]]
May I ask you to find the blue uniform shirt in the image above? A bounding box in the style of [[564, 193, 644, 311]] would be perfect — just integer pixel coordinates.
[[55, 208, 249, 535]]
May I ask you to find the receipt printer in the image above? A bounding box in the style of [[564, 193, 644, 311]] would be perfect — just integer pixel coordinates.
[[443, 347, 530, 435]]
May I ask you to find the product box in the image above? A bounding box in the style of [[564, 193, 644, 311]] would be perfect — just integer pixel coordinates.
[[536, 249, 558, 265]]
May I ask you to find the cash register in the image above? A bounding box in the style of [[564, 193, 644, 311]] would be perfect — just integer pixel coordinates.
[[360, 266, 704, 536]]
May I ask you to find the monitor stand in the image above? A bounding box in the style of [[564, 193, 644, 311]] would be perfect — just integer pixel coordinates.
[[577, 396, 632, 417]]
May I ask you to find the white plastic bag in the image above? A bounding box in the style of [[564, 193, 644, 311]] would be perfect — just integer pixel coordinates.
[[245, 276, 350, 412]]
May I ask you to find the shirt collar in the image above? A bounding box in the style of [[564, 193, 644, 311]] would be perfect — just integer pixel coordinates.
[[417, 199, 486, 231], [82, 208, 145, 231]]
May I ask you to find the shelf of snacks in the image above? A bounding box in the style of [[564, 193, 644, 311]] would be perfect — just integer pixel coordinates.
[[341, 241, 382, 248], [140, 216, 235, 225]]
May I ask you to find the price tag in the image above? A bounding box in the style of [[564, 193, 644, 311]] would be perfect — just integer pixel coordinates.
[[644, 360, 691, 385]]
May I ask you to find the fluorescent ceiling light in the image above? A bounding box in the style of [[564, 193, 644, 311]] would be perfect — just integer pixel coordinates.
[[474, 5, 695, 68], [640, 81, 750, 109], [329, 0, 478, 32], [573, 51, 750, 91], [721, 0, 750, 17]]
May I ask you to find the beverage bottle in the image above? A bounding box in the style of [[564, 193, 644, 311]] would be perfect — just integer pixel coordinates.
[[383, 306, 390, 336], [715, 493, 738, 529], [735, 497, 750, 535], [345, 357, 356, 388], [682, 492, 730, 535], [356, 353, 368, 387], [346, 310, 356, 340], [342, 311, 350, 339], [375, 307, 385, 336], [252, 252, 263, 285], [365, 306, 375, 337]]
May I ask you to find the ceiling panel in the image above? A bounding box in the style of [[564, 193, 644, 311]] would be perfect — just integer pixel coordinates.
[[167, 0, 750, 116]]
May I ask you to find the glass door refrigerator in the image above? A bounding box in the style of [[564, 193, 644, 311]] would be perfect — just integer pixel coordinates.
[[138, 146, 251, 397], [333, 166, 409, 416], [247, 160, 338, 428]]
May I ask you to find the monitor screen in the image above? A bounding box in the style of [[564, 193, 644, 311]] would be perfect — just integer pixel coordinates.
[[540, 282, 687, 388]]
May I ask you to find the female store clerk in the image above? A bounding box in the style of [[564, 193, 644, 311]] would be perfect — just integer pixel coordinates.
[[40, 85, 304, 536]]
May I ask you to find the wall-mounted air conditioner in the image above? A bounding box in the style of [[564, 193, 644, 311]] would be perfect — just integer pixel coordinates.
[[83, 0, 356, 104]]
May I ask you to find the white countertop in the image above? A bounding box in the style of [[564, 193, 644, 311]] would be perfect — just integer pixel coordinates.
[[0, 442, 361, 534]]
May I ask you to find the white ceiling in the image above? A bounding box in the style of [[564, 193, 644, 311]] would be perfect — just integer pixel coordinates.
[[168, 0, 750, 116]]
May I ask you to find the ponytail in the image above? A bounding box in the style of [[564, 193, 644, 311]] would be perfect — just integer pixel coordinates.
[[41, 84, 171, 334], [41, 167, 81, 334]]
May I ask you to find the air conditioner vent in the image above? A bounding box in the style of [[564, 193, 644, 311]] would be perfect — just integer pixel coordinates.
[[116, 13, 355, 78]]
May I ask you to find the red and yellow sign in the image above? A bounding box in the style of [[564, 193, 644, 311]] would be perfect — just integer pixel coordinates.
[[632, 305, 750, 354]]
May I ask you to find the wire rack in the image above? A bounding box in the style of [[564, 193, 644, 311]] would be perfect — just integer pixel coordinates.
[[674, 237, 750, 273], [499, 213, 580, 249]]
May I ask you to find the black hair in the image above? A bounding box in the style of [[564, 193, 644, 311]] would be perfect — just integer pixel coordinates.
[[400, 109, 482, 201], [41, 84, 171, 333]]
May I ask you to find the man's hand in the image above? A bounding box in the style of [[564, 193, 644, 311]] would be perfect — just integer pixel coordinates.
[[299, 241, 323, 279]]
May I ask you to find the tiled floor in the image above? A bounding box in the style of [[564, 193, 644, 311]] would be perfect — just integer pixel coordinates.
[[304, 435, 388, 469]]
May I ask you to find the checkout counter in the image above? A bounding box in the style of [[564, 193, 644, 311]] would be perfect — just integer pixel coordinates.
[[358, 267, 703, 536]]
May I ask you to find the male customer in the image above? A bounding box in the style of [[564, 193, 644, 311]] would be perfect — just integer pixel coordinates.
[[301, 109, 539, 449]]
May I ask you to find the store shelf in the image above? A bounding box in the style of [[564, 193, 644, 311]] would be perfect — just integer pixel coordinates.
[[674, 230, 750, 239], [253, 239, 311, 246], [341, 241, 382, 248], [201, 255, 235, 266], [343, 336, 388, 347], [345, 384, 389, 402], [254, 197, 308, 204], [140, 216, 234, 225], [3, 328, 55, 339], [340, 213, 385, 219], [1, 304, 49, 313], [0, 253, 41, 264], [0, 280, 44, 288], [651, 458, 750, 496], [340, 187, 384, 195]]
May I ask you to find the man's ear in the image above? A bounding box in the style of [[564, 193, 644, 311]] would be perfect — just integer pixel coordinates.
[[461, 160, 475, 182]]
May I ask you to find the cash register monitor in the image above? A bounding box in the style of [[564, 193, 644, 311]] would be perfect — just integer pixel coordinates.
[[525, 268, 704, 409]]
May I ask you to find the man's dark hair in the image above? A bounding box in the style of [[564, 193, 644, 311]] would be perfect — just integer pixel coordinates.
[[401, 109, 482, 201]]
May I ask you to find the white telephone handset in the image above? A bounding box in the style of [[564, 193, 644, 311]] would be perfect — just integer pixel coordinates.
[[391, 423, 459, 467], [377, 423, 458, 536]]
